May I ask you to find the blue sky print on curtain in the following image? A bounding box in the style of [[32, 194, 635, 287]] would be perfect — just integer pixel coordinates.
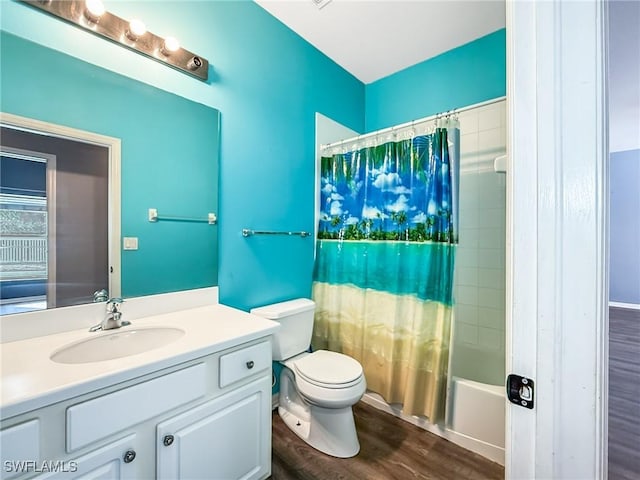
[[312, 124, 460, 420], [318, 128, 458, 244]]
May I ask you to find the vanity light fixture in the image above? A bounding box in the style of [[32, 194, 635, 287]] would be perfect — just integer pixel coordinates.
[[23, 0, 209, 81]]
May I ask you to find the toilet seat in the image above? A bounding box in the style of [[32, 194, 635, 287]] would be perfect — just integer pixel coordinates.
[[293, 350, 363, 389]]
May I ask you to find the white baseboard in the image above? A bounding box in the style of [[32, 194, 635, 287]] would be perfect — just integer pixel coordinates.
[[361, 392, 505, 466], [609, 301, 640, 310]]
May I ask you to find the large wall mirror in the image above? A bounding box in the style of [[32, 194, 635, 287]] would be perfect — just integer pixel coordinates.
[[0, 32, 220, 315]]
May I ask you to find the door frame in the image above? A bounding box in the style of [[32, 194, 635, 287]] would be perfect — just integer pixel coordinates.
[[46, 152, 57, 308], [0, 112, 122, 300], [506, 0, 608, 478]]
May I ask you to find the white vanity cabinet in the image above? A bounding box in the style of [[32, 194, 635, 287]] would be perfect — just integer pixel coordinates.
[[0, 338, 273, 480]]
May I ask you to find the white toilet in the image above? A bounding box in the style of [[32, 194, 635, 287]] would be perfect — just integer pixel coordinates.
[[251, 298, 366, 458]]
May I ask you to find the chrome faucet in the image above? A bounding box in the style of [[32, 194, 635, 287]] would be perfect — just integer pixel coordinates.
[[93, 289, 109, 303], [89, 298, 130, 332]]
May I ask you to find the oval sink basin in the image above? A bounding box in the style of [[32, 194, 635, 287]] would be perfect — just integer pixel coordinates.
[[50, 327, 185, 364]]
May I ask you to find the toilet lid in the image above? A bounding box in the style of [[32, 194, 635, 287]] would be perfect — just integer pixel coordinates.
[[294, 350, 363, 386]]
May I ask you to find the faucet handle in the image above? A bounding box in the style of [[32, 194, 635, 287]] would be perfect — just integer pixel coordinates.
[[93, 289, 109, 302], [106, 297, 124, 312]]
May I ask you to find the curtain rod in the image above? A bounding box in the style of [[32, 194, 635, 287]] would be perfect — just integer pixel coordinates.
[[321, 96, 506, 150]]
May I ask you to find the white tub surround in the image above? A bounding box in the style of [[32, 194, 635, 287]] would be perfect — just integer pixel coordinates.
[[452, 99, 507, 387], [0, 302, 279, 419]]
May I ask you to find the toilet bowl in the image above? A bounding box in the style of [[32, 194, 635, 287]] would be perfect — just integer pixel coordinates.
[[250, 299, 366, 458]]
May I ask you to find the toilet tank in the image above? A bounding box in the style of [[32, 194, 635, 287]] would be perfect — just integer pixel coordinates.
[[250, 298, 315, 361]]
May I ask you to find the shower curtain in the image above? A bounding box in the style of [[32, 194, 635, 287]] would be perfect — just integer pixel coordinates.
[[312, 121, 459, 421]]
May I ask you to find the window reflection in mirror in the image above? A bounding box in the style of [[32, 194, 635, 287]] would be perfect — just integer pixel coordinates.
[[1, 147, 50, 313]]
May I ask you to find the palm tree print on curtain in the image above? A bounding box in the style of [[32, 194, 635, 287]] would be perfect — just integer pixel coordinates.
[[312, 123, 459, 422]]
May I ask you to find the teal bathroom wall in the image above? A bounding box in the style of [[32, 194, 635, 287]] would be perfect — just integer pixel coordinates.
[[365, 29, 506, 131], [0, 0, 365, 310]]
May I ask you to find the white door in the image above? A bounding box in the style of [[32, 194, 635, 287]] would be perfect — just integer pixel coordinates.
[[506, 1, 608, 478]]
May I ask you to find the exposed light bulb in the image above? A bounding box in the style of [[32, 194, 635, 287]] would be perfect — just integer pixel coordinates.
[[161, 36, 180, 56], [84, 0, 105, 22], [126, 19, 146, 41]]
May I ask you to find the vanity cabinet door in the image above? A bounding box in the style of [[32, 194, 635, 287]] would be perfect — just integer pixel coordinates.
[[156, 376, 271, 480], [36, 435, 138, 479], [0, 420, 40, 480]]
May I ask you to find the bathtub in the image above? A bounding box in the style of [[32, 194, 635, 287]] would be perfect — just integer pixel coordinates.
[[362, 376, 506, 465], [449, 377, 505, 449]]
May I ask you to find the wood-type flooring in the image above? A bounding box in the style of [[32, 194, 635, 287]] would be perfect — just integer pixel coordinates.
[[609, 306, 640, 480], [271, 401, 504, 480]]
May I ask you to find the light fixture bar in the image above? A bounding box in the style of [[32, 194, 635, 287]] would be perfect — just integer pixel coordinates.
[[22, 0, 209, 82]]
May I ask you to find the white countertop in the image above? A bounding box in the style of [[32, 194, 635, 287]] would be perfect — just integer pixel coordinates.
[[0, 304, 279, 419]]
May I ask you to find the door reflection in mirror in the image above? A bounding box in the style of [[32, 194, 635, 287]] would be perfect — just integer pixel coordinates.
[[0, 126, 109, 313]]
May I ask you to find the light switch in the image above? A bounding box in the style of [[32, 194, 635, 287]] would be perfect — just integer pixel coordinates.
[[123, 237, 138, 250]]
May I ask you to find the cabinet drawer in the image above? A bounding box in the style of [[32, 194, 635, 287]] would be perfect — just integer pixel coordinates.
[[66, 363, 206, 452], [219, 341, 271, 388]]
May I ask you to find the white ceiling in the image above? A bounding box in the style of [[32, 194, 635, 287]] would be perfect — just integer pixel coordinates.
[[255, 0, 506, 84]]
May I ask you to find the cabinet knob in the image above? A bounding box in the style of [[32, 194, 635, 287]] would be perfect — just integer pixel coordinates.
[[123, 450, 136, 463], [246, 360, 255, 369], [163, 434, 175, 446]]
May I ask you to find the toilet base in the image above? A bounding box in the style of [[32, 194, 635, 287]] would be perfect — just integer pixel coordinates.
[[278, 404, 360, 458], [278, 368, 361, 458]]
